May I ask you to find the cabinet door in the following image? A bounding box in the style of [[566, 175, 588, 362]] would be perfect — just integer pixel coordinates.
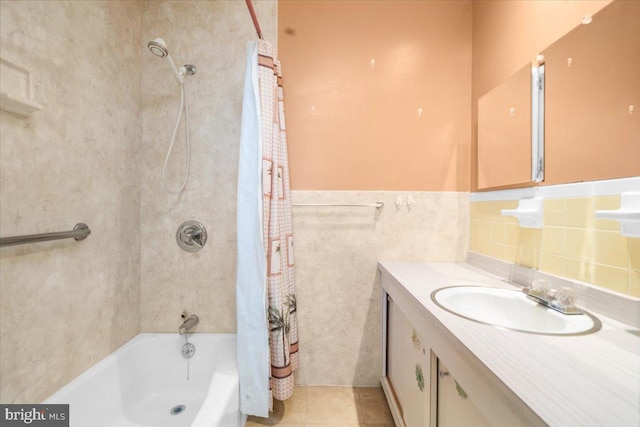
[[387, 299, 430, 427], [437, 359, 492, 427]]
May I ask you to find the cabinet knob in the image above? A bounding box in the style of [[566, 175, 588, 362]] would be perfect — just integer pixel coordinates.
[[439, 369, 450, 379]]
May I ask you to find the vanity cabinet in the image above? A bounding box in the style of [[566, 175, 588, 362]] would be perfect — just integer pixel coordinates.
[[380, 266, 537, 427], [385, 297, 493, 427], [380, 261, 639, 427], [387, 299, 430, 426], [436, 359, 491, 427]]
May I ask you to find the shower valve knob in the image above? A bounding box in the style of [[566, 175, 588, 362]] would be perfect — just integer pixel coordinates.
[[176, 221, 207, 252]]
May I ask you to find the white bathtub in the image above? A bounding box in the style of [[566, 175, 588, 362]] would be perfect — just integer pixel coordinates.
[[44, 333, 246, 427]]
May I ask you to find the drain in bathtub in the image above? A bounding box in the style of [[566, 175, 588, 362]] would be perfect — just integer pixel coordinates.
[[171, 405, 186, 415], [182, 342, 195, 358]]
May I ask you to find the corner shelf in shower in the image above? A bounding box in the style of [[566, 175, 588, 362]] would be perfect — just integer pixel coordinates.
[[0, 57, 42, 117]]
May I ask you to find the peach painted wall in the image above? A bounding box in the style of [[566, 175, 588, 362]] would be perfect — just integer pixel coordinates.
[[278, 1, 471, 191], [471, 0, 612, 190]]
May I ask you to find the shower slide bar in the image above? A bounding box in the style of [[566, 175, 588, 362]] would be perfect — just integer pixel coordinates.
[[292, 202, 384, 209], [0, 223, 91, 247]]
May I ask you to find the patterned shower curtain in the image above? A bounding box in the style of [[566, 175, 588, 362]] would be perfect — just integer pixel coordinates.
[[257, 39, 299, 404], [237, 38, 299, 416]]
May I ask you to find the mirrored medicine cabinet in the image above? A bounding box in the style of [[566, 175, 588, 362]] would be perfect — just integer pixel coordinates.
[[478, 62, 544, 189], [477, 0, 640, 190]]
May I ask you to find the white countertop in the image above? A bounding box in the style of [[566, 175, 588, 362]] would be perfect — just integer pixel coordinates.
[[379, 261, 640, 427]]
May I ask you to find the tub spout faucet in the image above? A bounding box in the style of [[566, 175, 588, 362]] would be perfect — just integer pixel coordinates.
[[179, 314, 199, 335]]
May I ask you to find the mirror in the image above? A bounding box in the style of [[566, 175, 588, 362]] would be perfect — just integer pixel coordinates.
[[477, 63, 544, 189], [543, 0, 640, 184], [477, 0, 640, 190]]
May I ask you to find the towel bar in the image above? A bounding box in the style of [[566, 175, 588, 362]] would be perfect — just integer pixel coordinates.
[[292, 202, 384, 209]]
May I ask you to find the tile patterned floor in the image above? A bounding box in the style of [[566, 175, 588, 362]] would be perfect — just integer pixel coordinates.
[[246, 386, 395, 427]]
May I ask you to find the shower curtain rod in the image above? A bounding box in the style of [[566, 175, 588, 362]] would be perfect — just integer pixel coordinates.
[[245, 0, 263, 39]]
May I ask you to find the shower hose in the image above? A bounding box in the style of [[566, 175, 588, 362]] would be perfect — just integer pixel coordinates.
[[162, 83, 190, 194]]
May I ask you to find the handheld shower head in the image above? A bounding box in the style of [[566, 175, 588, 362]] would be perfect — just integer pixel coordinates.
[[148, 38, 184, 85], [148, 38, 168, 57], [148, 37, 195, 194]]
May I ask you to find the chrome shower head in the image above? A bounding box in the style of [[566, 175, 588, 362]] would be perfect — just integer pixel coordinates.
[[148, 38, 168, 57]]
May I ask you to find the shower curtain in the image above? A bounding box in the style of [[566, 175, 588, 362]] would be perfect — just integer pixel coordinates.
[[237, 39, 299, 418]]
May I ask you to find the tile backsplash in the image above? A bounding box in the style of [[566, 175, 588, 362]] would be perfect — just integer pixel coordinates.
[[471, 195, 639, 297]]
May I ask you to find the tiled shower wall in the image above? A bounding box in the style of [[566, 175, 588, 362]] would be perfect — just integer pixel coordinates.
[[0, 0, 279, 403], [139, 0, 277, 332], [470, 195, 640, 297], [0, 1, 142, 403]]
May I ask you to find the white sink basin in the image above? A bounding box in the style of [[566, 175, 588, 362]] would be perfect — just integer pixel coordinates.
[[431, 286, 601, 335]]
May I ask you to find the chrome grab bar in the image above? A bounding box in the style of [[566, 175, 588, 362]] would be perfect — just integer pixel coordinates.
[[292, 202, 384, 209], [0, 223, 91, 247]]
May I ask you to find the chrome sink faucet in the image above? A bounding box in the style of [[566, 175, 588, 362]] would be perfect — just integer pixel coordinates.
[[523, 280, 583, 315], [179, 314, 199, 335]]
